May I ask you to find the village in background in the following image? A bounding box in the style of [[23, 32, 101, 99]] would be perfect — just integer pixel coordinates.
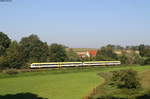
[[67, 48, 139, 59]]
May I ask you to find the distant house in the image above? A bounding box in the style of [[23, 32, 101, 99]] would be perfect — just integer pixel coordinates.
[[88, 50, 97, 57], [76, 48, 139, 58], [77, 52, 89, 58], [76, 50, 97, 58]]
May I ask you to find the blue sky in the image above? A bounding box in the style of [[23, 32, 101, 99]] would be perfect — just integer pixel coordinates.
[[0, 0, 150, 48]]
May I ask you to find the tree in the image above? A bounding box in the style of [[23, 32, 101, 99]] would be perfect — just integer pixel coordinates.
[[142, 57, 150, 65], [0, 56, 8, 69], [19, 34, 49, 64], [139, 44, 146, 57], [66, 48, 79, 61], [119, 51, 141, 64], [111, 69, 141, 89], [138, 44, 150, 65], [48, 43, 68, 62], [0, 41, 25, 69], [126, 45, 139, 50], [96, 45, 118, 61], [139, 44, 150, 57], [109, 45, 124, 50], [0, 32, 11, 56], [3, 41, 25, 68], [118, 54, 128, 64]]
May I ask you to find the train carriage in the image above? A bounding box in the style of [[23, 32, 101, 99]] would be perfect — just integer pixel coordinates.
[[30, 61, 121, 68]]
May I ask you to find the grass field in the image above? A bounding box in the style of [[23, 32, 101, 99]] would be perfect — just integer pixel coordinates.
[[0, 65, 150, 99], [0, 69, 103, 99]]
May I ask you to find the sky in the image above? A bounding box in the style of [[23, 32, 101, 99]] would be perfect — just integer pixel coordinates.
[[0, 0, 150, 48]]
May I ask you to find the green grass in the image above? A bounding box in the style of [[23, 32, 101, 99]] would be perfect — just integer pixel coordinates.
[[0, 65, 150, 99], [0, 69, 103, 99]]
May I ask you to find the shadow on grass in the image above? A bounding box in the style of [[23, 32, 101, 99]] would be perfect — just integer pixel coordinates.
[[95, 96, 127, 99], [136, 93, 150, 99], [95, 94, 150, 99], [0, 93, 48, 99]]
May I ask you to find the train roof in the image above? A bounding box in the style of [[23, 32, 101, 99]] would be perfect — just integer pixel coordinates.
[[31, 61, 120, 64]]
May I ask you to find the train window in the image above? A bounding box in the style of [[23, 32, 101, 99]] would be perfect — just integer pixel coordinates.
[[41, 64, 56, 65], [48, 64, 59, 65], [63, 63, 81, 65]]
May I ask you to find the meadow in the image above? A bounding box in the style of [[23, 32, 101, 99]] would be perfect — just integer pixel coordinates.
[[0, 65, 150, 99]]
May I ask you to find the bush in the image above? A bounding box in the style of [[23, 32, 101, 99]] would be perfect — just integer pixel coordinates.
[[89, 90, 150, 99], [3, 69, 19, 75], [110, 69, 141, 89], [118, 52, 142, 65], [143, 57, 150, 65]]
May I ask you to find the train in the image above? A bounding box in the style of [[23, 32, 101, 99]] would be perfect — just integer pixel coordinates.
[[30, 61, 121, 68]]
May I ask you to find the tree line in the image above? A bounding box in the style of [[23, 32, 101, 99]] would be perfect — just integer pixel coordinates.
[[0, 32, 69, 69], [0, 32, 150, 69], [96, 44, 150, 65]]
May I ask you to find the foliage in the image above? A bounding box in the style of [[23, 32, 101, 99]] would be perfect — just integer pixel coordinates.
[[2, 41, 25, 68], [89, 91, 150, 99], [19, 34, 49, 64], [118, 51, 141, 64], [3, 69, 19, 75], [66, 48, 79, 61], [48, 43, 68, 62], [138, 44, 150, 65], [0, 41, 29, 69], [0, 56, 8, 69], [140, 57, 150, 65], [139, 44, 150, 57], [109, 45, 124, 50], [118, 54, 128, 64], [96, 45, 118, 61], [126, 45, 139, 50], [139, 44, 145, 57], [0, 32, 11, 56], [1, 31, 150, 69], [110, 69, 141, 89], [89, 67, 150, 99], [141, 57, 150, 65], [89, 56, 96, 61]]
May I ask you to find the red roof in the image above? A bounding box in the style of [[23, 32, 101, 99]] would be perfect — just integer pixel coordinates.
[[88, 50, 97, 56]]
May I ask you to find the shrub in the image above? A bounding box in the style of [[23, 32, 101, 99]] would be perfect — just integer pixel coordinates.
[[3, 69, 19, 75], [110, 69, 141, 89], [143, 57, 150, 65], [89, 90, 150, 99]]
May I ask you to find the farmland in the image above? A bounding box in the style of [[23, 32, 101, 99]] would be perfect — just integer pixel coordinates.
[[0, 65, 150, 99], [0, 68, 102, 99]]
